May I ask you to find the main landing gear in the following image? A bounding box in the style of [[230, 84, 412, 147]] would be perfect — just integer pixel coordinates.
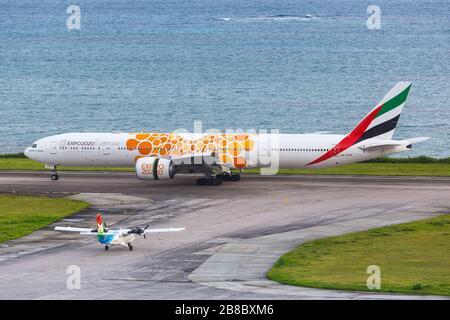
[[105, 244, 133, 251], [196, 173, 241, 186], [196, 175, 223, 186], [221, 173, 241, 182]]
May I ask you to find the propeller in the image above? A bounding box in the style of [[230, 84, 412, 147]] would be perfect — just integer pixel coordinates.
[[143, 225, 149, 239], [128, 225, 150, 239]]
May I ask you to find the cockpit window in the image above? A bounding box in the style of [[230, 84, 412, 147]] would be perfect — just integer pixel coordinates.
[[32, 144, 37, 148]]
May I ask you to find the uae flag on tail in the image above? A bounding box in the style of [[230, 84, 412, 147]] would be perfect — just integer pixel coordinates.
[[308, 82, 412, 166]]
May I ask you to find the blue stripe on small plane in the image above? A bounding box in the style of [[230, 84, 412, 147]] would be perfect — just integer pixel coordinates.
[[97, 234, 115, 244]]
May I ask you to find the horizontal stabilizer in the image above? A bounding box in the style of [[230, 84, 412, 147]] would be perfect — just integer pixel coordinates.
[[403, 137, 430, 144], [358, 137, 430, 151]]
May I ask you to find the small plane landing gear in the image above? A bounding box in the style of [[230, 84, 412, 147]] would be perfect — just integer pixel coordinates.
[[196, 175, 222, 186], [128, 243, 133, 251], [51, 173, 59, 181], [105, 245, 109, 251]]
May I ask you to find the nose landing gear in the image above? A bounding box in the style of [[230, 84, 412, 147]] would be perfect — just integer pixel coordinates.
[[46, 165, 59, 181]]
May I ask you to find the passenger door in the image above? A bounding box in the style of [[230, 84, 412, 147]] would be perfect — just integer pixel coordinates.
[[50, 142, 58, 155], [102, 143, 112, 156], [258, 134, 271, 166]]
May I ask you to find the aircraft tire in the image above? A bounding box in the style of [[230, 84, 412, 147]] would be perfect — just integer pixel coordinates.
[[197, 177, 223, 186], [214, 175, 222, 185]]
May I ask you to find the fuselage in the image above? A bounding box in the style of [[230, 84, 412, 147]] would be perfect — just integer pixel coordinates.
[[24, 132, 403, 170], [24, 82, 422, 184], [97, 231, 136, 246]]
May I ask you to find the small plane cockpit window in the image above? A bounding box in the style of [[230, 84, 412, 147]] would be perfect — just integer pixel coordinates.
[[32, 144, 37, 148]]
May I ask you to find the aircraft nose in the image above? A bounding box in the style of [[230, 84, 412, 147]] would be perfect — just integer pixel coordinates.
[[24, 147, 34, 159]]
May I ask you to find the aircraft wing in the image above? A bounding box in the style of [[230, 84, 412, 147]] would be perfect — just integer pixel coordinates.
[[55, 226, 121, 236], [55, 226, 96, 235], [144, 227, 185, 234], [166, 152, 233, 174], [170, 152, 219, 165], [169, 152, 258, 172]]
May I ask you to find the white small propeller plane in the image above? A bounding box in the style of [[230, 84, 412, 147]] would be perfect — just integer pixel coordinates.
[[54, 214, 185, 251]]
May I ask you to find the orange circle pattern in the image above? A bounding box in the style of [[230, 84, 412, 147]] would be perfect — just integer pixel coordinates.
[[127, 133, 255, 169]]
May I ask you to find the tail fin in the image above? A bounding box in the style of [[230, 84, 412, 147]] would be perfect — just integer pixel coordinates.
[[96, 213, 104, 235], [349, 82, 412, 143], [307, 82, 412, 166]]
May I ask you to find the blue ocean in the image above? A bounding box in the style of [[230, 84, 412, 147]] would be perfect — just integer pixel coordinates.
[[0, 0, 449, 157]]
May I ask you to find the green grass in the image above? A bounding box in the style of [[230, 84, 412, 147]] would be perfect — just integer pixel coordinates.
[[0, 152, 27, 158], [242, 163, 450, 176], [268, 214, 450, 296], [365, 155, 450, 164], [0, 195, 90, 243], [0, 155, 449, 176]]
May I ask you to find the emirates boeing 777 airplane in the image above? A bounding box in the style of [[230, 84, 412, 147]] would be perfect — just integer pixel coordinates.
[[25, 82, 428, 185]]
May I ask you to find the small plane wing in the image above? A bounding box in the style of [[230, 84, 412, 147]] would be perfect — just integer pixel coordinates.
[[56, 226, 185, 236], [144, 227, 185, 234], [55, 226, 93, 233], [55, 226, 118, 236]]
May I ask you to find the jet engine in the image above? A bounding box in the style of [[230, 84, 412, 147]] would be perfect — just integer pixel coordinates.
[[136, 157, 175, 180]]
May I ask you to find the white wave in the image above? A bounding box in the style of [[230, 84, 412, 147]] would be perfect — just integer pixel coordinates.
[[216, 14, 318, 22]]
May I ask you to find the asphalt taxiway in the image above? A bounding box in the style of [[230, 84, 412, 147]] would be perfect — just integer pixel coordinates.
[[0, 171, 449, 299]]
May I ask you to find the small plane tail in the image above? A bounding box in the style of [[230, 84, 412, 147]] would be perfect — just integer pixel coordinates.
[[347, 82, 412, 143], [96, 213, 105, 235]]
